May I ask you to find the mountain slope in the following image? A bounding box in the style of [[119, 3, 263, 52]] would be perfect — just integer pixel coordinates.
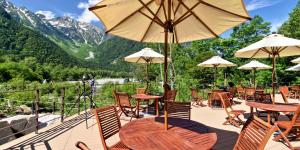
[[0, 6, 83, 66]]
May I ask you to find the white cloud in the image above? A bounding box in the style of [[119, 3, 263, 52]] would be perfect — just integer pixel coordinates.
[[270, 17, 288, 32], [63, 13, 77, 19], [36, 10, 55, 19], [77, 0, 100, 23], [246, 0, 283, 11]]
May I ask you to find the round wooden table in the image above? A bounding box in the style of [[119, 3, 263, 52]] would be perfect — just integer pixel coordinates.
[[246, 101, 299, 124], [119, 117, 217, 150], [131, 94, 162, 117]]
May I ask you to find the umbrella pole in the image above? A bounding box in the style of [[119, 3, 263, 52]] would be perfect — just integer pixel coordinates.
[[146, 63, 149, 92], [253, 68, 256, 88], [214, 66, 217, 89], [164, 28, 169, 130], [272, 55, 276, 104]]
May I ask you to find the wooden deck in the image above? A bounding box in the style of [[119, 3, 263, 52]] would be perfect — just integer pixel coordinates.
[[1, 94, 300, 150]]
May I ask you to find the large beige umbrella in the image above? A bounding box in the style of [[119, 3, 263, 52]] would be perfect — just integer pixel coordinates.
[[238, 60, 272, 88], [286, 64, 300, 71], [125, 47, 166, 89], [235, 34, 300, 102], [291, 57, 300, 64], [89, 0, 250, 130], [197, 56, 236, 88]]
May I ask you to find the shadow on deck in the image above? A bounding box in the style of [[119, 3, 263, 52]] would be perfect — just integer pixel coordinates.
[[4, 112, 93, 150]]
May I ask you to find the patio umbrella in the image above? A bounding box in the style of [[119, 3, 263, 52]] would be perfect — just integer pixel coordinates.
[[286, 64, 300, 71], [197, 56, 236, 88], [89, 0, 250, 130], [291, 57, 300, 64], [235, 34, 300, 102], [124, 47, 166, 90], [238, 60, 271, 88]]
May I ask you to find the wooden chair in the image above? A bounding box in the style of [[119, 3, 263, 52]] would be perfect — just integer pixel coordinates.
[[165, 90, 177, 103], [274, 105, 300, 142], [244, 88, 255, 101], [233, 116, 277, 150], [218, 92, 245, 128], [76, 141, 91, 150], [190, 88, 204, 107], [114, 92, 137, 121], [236, 86, 245, 100], [208, 89, 224, 107], [167, 102, 191, 120], [136, 88, 146, 94], [94, 106, 130, 150]]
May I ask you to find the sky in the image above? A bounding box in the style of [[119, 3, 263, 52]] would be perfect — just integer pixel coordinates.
[[9, 0, 298, 37]]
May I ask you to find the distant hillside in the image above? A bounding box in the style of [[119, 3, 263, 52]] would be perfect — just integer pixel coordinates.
[[0, 6, 83, 66]]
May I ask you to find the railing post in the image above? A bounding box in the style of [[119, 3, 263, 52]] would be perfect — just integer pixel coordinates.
[[35, 89, 40, 134], [77, 85, 81, 115], [60, 87, 65, 123]]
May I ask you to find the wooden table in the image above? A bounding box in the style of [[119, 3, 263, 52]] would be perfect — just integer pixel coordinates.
[[246, 101, 298, 124], [119, 117, 217, 150], [131, 94, 162, 118]]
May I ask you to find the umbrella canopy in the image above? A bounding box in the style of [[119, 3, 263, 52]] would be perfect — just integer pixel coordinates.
[[238, 60, 271, 70], [124, 47, 165, 63], [90, 0, 250, 130], [125, 47, 166, 89], [89, 0, 250, 43], [197, 56, 236, 67], [235, 34, 300, 102], [291, 57, 300, 64], [197, 56, 236, 88], [286, 64, 300, 71], [238, 60, 271, 87]]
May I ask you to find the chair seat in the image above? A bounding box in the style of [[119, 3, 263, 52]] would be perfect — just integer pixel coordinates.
[[276, 121, 292, 129], [109, 141, 130, 150], [230, 110, 245, 115]]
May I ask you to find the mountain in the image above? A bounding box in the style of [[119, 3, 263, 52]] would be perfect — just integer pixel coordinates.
[[0, 6, 83, 66], [0, 0, 104, 59]]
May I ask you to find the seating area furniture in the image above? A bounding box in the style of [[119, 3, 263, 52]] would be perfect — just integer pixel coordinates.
[[167, 101, 191, 120], [274, 105, 300, 142], [136, 88, 146, 94], [280, 86, 295, 100], [218, 92, 245, 128], [290, 85, 300, 99], [119, 117, 217, 150], [208, 89, 224, 107], [114, 92, 137, 121], [246, 101, 298, 124], [131, 94, 162, 117], [236, 86, 245, 99], [164, 90, 177, 103], [75, 141, 91, 150], [190, 88, 204, 107], [233, 116, 277, 150], [94, 106, 130, 150], [244, 87, 255, 101]]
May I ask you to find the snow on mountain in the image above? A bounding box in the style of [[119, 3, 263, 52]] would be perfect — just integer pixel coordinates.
[[0, 0, 104, 46]]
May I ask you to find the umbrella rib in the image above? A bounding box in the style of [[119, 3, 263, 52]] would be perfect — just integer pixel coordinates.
[[250, 48, 263, 58], [200, 1, 251, 20], [138, 11, 164, 27], [141, 2, 163, 42], [105, 0, 155, 34], [278, 46, 288, 53], [89, 5, 107, 11], [138, 0, 165, 25], [178, 0, 219, 38], [173, 1, 181, 16], [162, 2, 168, 22], [173, 1, 202, 26]]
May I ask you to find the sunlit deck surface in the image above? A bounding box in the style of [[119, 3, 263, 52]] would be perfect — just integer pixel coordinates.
[[1, 95, 300, 150]]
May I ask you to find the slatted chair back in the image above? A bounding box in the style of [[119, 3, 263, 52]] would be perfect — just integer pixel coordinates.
[[167, 102, 191, 120], [136, 88, 146, 94], [165, 90, 177, 103], [115, 92, 131, 108], [228, 87, 237, 97], [237, 86, 244, 93], [245, 88, 255, 96], [94, 106, 121, 150], [218, 92, 233, 114], [191, 88, 198, 99], [279, 86, 290, 104], [233, 116, 277, 150], [290, 105, 300, 126]]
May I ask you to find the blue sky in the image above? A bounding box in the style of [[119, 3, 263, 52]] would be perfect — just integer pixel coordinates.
[[9, 0, 298, 36]]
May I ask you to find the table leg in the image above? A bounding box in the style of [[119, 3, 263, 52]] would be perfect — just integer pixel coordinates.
[[156, 99, 159, 117], [137, 100, 140, 118], [250, 106, 253, 114], [267, 111, 271, 124]]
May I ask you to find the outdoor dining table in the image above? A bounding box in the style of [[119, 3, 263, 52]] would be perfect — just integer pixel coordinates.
[[119, 117, 217, 150], [246, 101, 299, 124], [131, 94, 163, 118]]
